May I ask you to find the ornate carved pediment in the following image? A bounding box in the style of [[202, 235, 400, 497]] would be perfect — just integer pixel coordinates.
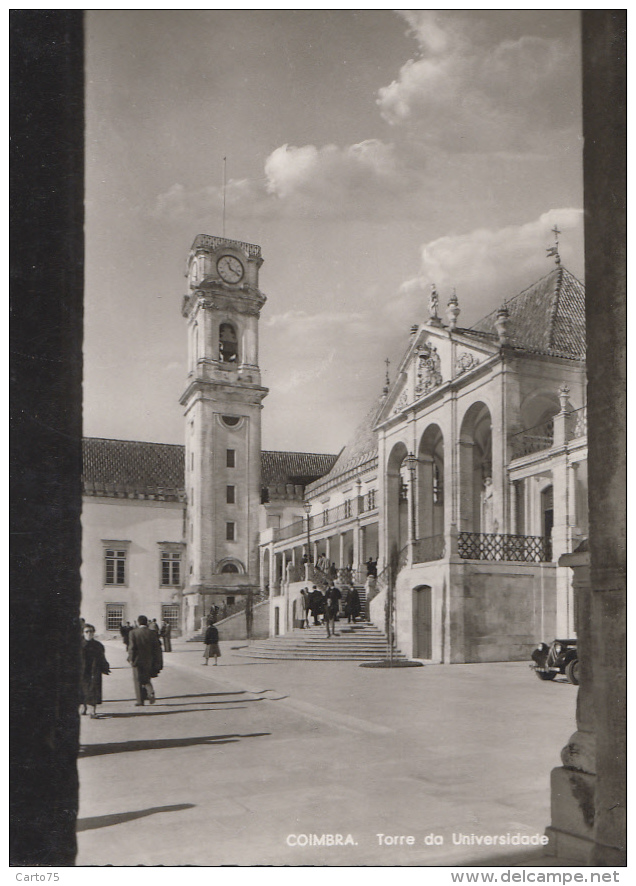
[[415, 343, 442, 395], [456, 351, 480, 375], [392, 389, 409, 414]]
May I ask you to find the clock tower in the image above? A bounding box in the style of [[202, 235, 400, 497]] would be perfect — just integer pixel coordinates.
[[180, 234, 268, 633]]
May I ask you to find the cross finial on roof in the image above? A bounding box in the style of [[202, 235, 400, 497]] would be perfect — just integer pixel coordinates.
[[546, 224, 561, 265], [383, 357, 390, 394]]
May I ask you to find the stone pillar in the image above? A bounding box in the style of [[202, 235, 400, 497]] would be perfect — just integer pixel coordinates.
[[353, 525, 361, 574], [268, 546, 276, 595], [547, 11, 627, 865], [509, 480, 518, 535], [417, 457, 434, 539], [551, 453, 572, 636], [338, 533, 345, 568], [457, 440, 474, 530], [546, 546, 596, 861]]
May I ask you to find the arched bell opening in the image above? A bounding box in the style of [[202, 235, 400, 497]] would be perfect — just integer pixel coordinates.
[[219, 321, 239, 363]]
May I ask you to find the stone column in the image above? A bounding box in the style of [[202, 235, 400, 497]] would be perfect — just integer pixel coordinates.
[[338, 533, 345, 568], [546, 546, 596, 861], [352, 525, 361, 575], [457, 440, 474, 530], [509, 479, 518, 535]]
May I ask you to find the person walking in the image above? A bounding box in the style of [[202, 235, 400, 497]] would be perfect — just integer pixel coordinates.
[[345, 586, 361, 623], [149, 618, 160, 633], [300, 588, 311, 628], [324, 586, 341, 638], [203, 622, 221, 665], [80, 624, 110, 718], [120, 621, 132, 648], [309, 586, 323, 625], [127, 615, 163, 706], [160, 619, 172, 652]]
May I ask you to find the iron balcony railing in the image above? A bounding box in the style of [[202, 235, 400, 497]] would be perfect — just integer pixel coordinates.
[[273, 498, 378, 543], [276, 518, 307, 542], [510, 417, 554, 458], [568, 405, 587, 439], [457, 531, 552, 563]]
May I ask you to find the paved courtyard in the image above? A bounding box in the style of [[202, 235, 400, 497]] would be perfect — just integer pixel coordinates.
[[76, 637, 577, 866]]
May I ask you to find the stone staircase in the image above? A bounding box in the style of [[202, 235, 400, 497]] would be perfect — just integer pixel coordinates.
[[233, 620, 407, 662]]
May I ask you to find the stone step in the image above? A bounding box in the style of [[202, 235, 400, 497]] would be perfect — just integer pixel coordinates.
[[234, 620, 407, 662]]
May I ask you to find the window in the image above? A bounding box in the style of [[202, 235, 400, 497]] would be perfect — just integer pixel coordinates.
[[226, 522, 235, 541], [221, 563, 239, 573], [161, 550, 181, 587], [227, 596, 235, 606], [323, 510, 329, 526], [399, 482, 408, 502], [226, 449, 235, 468], [222, 415, 240, 427], [161, 604, 180, 631], [344, 499, 352, 519], [226, 485, 236, 504], [105, 548, 127, 585], [106, 604, 124, 631], [367, 489, 376, 510]]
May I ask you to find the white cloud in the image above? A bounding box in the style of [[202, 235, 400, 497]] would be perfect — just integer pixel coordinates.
[[262, 140, 414, 218], [378, 11, 577, 153], [397, 209, 584, 323]]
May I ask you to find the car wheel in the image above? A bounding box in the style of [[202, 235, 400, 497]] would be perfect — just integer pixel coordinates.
[[565, 659, 580, 685], [535, 670, 556, 681]]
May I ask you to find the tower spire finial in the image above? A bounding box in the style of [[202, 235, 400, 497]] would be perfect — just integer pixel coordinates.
[[546, 223, 561, 265], [383, 357, 390, 394]]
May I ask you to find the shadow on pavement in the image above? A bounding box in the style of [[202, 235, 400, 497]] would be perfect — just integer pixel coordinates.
[[98, 704, 256, 718], [157, 691, 248, 700], [79, 732, 271, 757], [77, 803, 195, 832]]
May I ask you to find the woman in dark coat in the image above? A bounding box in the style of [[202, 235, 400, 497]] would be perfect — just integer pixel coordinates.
[[203, 622, 221, 665], [80, 624, 110, 718], [344, 587, 361, 623]]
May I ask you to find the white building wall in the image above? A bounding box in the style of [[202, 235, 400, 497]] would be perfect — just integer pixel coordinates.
[[81, 496, 184, 638]]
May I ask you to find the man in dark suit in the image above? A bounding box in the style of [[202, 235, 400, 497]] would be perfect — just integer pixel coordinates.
[[127, 614, 163, 706]]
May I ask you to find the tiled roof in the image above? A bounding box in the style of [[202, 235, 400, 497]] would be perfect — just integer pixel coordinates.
[[307, 398, 382, 491], [261, 450, 339, 487], [82, 438, 337, 498], [82, 438, 185, 499], [470, 267, 586, 359]]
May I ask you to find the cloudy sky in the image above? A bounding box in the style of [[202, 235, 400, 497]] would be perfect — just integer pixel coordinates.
[[84, 10, 584, 454]]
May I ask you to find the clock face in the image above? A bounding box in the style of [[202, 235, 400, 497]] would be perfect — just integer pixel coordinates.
[[217, 255, 244, 284]]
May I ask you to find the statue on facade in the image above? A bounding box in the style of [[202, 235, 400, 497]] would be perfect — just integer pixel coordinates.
[[481, 477, 495, 533], [429, 284, 440, 320]]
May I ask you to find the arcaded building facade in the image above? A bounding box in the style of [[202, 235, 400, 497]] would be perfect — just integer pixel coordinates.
[[264, 262, 588, 663]]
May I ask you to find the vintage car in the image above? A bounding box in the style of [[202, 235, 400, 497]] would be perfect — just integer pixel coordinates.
[[530, 639, 579, 684]]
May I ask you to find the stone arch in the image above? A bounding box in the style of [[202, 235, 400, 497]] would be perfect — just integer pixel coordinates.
[[417, 423, 445, 540], [386, 441, 410, 557], [216, 557, 245, 574], [459, 401, 493, 532], [520, 390, 560, 433]]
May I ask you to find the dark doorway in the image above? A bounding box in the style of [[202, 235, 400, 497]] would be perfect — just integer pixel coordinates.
[[414, 585, 432, 659]]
